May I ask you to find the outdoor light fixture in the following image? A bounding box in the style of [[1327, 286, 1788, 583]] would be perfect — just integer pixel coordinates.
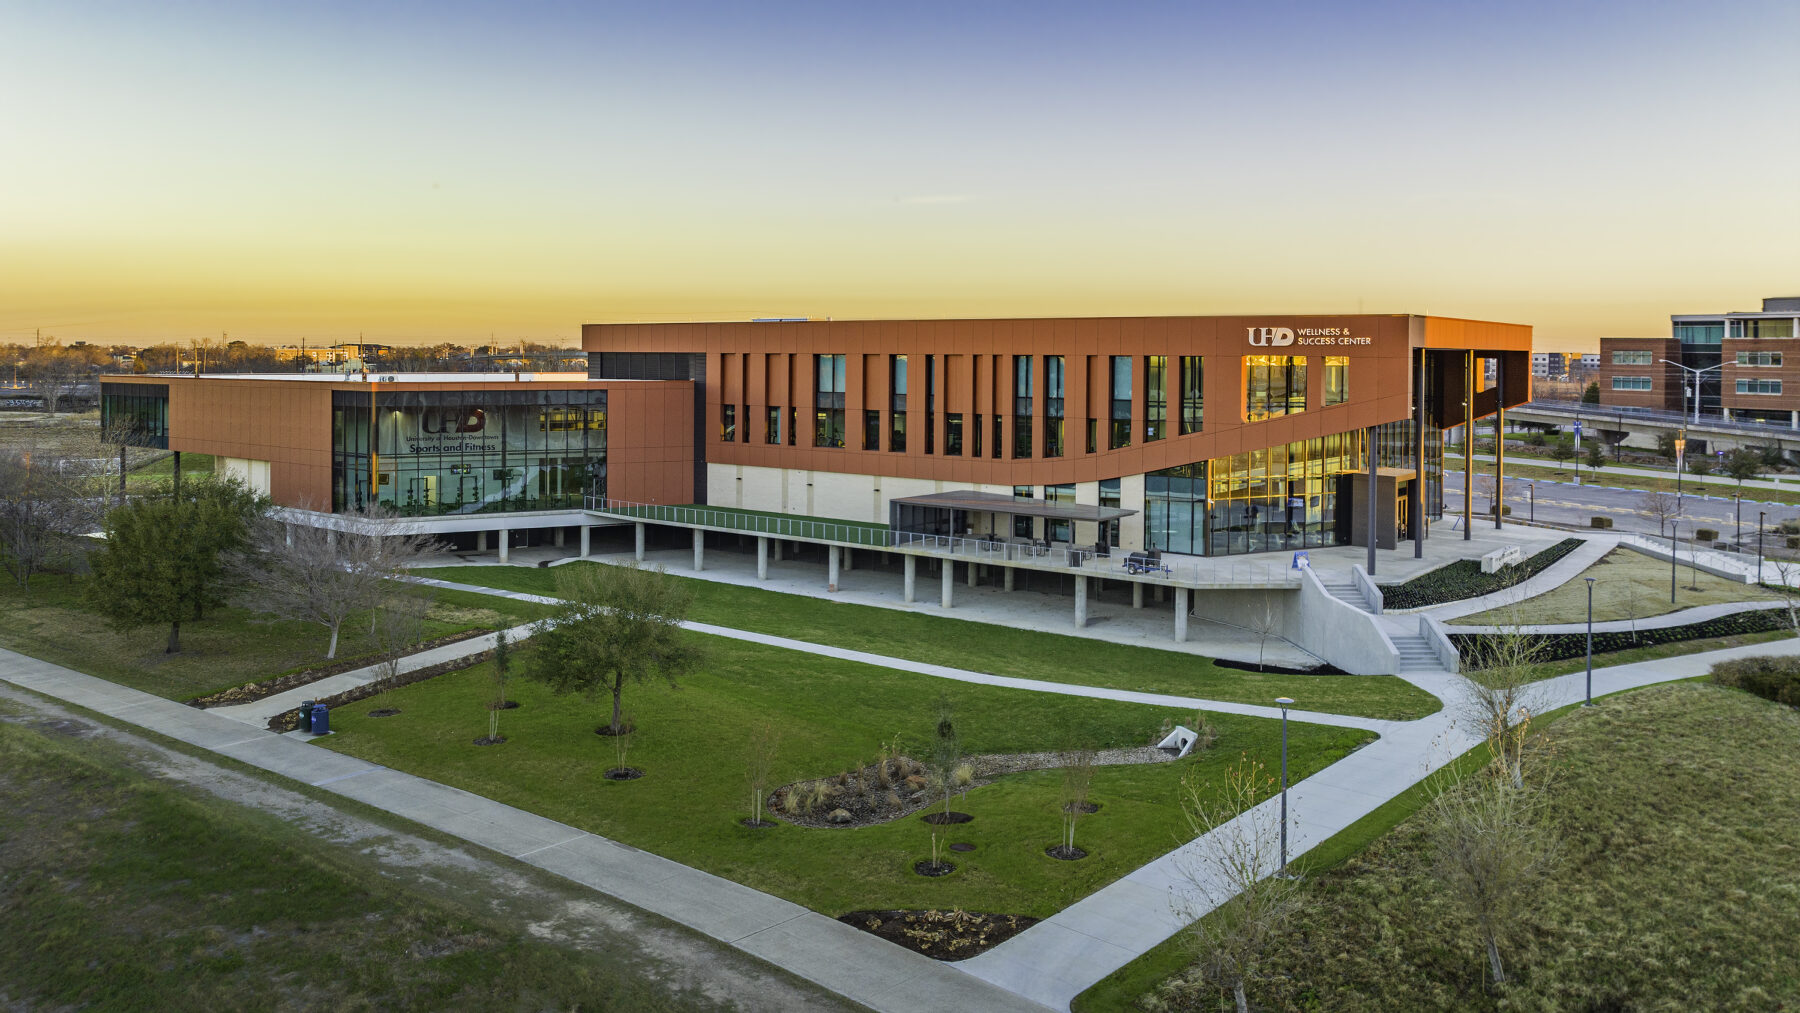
[[1584, 577, 1597, 707], [1275, 697, 1295, 876]]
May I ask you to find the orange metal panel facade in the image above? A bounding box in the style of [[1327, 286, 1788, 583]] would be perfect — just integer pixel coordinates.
[[101, 375, 694, 509], [584, 314, 1532, 486]]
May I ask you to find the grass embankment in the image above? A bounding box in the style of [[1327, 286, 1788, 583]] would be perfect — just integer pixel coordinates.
[[1451, 547, 1785, 626], [320, 635, 1372, 919], [416, 563, 1440, 721], [1447, 455, 1800, 507], [0, 710, 711, 1012], [1083, 682, 1800, 1011], [0, 574, 553, 701], [125, 449, 216, 492]]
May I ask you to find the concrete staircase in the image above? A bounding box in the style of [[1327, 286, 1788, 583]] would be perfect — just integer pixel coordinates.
[[1390, 631, 1444, 673], [1320, 575, 1374, 613]]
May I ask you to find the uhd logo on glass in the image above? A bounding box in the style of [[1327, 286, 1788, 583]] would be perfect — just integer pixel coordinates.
[[1246, 327, 1295, 347]]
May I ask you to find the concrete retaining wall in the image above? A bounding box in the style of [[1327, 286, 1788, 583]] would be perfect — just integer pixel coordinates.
[[1293, 567, 1400, 675]]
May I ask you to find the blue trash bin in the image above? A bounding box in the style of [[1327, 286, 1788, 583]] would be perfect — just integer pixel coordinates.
[[297, 700, 315, 733], [310, 703, 329, 736]]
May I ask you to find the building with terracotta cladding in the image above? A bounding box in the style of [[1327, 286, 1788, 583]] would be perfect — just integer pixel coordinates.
[[583, 314, 1532, 558], [99, 372, 695, 549]]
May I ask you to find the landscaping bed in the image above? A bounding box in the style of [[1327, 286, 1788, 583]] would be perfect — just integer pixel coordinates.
[[265, 647, 498, 732], [189, 628, 488, 707], [1379, 538, 1584, 611], [839, 908, 1038, 960], [1450, 605, 1793, 665]]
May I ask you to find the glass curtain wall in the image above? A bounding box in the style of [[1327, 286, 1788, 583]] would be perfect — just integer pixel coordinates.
[[1244, 356, 1308, 421], [1146, 431, 1367, 557], [332, 389, 606, 515], [100, 383, 170, 448]]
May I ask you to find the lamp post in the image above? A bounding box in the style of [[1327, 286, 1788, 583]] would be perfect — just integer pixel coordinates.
[[1736, 492, 1742, 547], [1275, 696, 1294, 876], [1584, 577, 1597, 707], [1759, 510, 1766, 584], [1670, 522, 1679, 604], [1660, 359, 1722, 425], [1674, 431, 1687, 509], [1529, 482, 1536, 523]]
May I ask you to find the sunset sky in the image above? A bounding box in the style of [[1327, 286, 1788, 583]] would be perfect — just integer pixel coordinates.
[[5, 0, 1797, 350]]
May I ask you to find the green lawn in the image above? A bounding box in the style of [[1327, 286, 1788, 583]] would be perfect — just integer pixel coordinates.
[[1083, 682, 1800, 1011], [0, 707, 714, 1012], [417, 563, 1441, 721], [319, 632, 1373, 919], [1450, 547, 1785, 626], [125, 450, 216, 493], [1447, 456, 1800, 507], [0, 573, 553, 701]]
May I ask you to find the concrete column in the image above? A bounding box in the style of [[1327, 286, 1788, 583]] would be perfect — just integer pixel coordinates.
[[1132, 582, 1144, 609], [1074, 575, 1088, 628], [579, 525, 591, 558], [1174, 587, 1190, 643], [1158, 584, 1168, 602], [967, 559, 977, 587], [497, 528, 510, 564], [827, 546, 840, 592], [772, 539, 783, 562], [842, 548, 853, 571], [1004, 566, 1015, 591], [940, 562, 954, 608], [692, 529, 704, 572], [553, 527, 565, 548], [904, 555, 916, 603], [757, 537, 769, 579], [634, 523, 645, 561], [475, 530, 485, 553]]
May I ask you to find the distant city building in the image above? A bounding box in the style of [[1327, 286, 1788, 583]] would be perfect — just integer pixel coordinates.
[[1598, 296, 1800, 426]]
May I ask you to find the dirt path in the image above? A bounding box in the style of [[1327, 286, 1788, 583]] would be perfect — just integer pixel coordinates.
[[0, 683, 866, 1013]]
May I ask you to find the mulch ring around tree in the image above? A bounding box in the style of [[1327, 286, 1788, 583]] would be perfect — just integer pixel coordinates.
[[738, 817, 780, 829], [1063, 801, 1102, 814], [839, 909, 1039, 960], [367, 708, 401, 718], [602, 767, 644, 781], [920, 811, 973, 825], [593, 724, 637, 737], [471, 735, 506, 746], [487, 700, 520, 710], [771, 746, 1171, 830], [913, 860, 955, 877], [948, 842, 976, 853], [1045, 844, 1088, 861]]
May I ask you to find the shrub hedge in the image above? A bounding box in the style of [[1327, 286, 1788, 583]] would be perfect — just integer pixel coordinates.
[[1378, 538, 1584, 611], [1710, 654, 1800, 707], [1696, 528, 1719, 542], [1591, 516, 1613, 529], [1450, 607, 1795, 665]]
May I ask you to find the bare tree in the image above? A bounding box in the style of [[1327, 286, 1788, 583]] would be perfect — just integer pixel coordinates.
[[1426, 734, 1559, 988], [929, 692, 962, 820], [372, 589, 434, 682], [235, 508, 438, 659], [1640, 489, 1681, 537], [1457, 617, 1549, 789], [743, 718, 781, 827], [1767, 558, 1800, 637], [0, 447, 101, 589], [1169, 757, 1304, 1013], [1053, 747, 1097, 859], [1248, 593, 1283, 671]]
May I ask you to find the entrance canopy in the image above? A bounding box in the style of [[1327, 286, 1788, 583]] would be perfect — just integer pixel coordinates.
[[889, 490, 1136, 542]]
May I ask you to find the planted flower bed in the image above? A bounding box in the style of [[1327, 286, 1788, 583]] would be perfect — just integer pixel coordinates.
[[1449, 605, 1794, 664], [1380, 538, 1584, 611]]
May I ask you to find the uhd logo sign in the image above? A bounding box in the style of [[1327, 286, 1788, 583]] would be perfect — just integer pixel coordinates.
[[1246, 327, 1295, 347]]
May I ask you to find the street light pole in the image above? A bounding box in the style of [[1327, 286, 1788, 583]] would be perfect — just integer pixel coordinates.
[[1275, 696, 1294, 876], [1660, 359, 1722, 425], [1759, 510, 1766, 584], [1674, 431, 1687, 510], [1736, 492, 1742, 547], [1670, 522, 1679, 604], [1529, 482, 1535, 523], [1584, 577, 1596, 707]]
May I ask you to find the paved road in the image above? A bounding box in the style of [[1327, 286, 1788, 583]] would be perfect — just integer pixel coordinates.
[[1446, 468, 1800, 540]]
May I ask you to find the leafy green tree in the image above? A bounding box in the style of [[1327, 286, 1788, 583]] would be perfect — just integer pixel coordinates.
[[1581, 381, 1600, 404], [1655, 430, 1677, 460], [1584, 442, 1605, 470], [526, 563, 703, 735], [1722, 447, 1762, 487], [87, 475, 266, 653], [1548, 443, 1576, 469]]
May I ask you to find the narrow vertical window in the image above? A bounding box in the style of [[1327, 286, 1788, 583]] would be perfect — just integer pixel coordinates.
[[1013, 355, 1033, 459], [924, 355, 936, 454], [766, 406, 781, 444], [1180, 356, 1204, 434], [720, 404, 736, 442], [946, 413, 963, 455], [1045, 355, 1065, 458], [1145, 355, 1167, 442], [1109, 355, 1132, 449], [814, 354, 845, 447], [890, 354, 907, 452], [863, 409, 881, 450]]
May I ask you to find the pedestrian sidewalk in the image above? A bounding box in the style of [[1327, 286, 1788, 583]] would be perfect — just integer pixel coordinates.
[[1448, 598, 1789, 635], [1397, 532, 1617, 621], [0, 647, 1054, 1013], [955, 633, 1800, 1009], [1458, 452, 1798, 496]]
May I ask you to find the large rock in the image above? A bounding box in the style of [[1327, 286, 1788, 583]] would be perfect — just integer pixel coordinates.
[[826, 808, 853, 824]]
